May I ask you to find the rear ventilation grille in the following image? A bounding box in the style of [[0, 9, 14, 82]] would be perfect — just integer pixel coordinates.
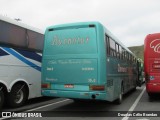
[[107, 79, 113, 87]]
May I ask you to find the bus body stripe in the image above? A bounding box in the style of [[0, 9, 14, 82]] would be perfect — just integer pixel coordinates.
[[14, 49, 42, 63], [0, 48, 9, 56], [2, 47, 41, 72]]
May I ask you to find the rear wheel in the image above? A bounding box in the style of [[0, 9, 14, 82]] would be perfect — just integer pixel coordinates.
[[7, 84, 28, 108], [116, 84, 124, 104], [148, 93, 155, 98], [0, 90, 4, 109]]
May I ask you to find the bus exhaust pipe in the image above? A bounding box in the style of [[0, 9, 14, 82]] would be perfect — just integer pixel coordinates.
[[92, 94, 96, 99]]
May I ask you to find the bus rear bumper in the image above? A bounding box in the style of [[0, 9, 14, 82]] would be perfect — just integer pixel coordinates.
[[42, 90, 107, 100], [146, 83, 160, 93]]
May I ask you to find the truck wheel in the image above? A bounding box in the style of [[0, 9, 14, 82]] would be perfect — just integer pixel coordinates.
[[7, 84, 28, 108], [0, 90, 4, 109]]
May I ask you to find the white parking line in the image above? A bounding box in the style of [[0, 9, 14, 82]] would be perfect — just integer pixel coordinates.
[[25, 99, 70, 112], [122, 87, 146, 120]]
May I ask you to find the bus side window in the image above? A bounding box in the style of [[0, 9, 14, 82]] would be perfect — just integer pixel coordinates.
[[135, 57, 137, 63], [122, 48, 125, 60], [116, 43, 120, 59], [119, 46, 122, 59], [128, 53, 130, 61], [132, 56, 134, 62], [130, 54, 133, 62], [128, 53, 131, 61], [125, 51, 128, 61], [109, 38, 116, 57], [128, 54, 131, 61], [105, 35, 110, 56], [116, 43, 121, 59]]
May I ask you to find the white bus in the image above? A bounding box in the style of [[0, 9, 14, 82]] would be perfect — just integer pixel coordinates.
[[0, 15, 44, 109]]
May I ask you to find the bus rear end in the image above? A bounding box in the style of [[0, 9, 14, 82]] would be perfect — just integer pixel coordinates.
[[144, 33, 160, 96], [42, 22, 107, 100]]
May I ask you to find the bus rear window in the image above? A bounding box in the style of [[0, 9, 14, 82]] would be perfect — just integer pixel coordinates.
[[44, 27, 97, 55]]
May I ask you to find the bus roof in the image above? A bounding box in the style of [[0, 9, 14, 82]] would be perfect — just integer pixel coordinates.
[[0, 15, 44, 34], [47, 21, 134, 56], [47, 21, 101, 31], [145, 33, 160, 40], [144, 33, 160, 58]]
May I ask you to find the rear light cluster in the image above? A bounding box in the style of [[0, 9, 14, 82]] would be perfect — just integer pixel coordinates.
[[41, 83, 51, 89], [90, 85, 105, 91]]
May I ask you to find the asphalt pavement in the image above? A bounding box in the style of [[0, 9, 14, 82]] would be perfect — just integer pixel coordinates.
[[1, 84, 160, 120]]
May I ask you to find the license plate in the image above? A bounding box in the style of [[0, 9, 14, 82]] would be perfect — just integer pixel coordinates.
[[64, 84, 74, 88]]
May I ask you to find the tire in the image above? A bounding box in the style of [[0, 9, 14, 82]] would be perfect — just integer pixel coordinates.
[[7, 84, 28, 108], [116, 84, 124, 104], [148, 93, 154, 98], [148, 93, 155, 102], [132, 86, 137, 91], [0, 90, 4, 109]]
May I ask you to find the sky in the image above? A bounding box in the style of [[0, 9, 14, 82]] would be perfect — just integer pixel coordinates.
[[1, 0, 160, 47]]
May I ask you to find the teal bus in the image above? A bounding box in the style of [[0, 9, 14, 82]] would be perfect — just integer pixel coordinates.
[[41, 22, 138, 104]]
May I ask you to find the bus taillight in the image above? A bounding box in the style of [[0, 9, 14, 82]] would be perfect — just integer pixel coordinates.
[[41, 83, 51, 89], [90, 85, 105, 91]]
